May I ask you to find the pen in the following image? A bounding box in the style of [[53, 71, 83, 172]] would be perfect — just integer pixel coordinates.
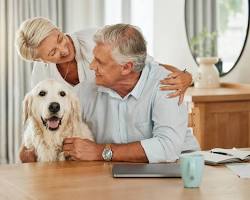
[[210, 151, 233, 156]]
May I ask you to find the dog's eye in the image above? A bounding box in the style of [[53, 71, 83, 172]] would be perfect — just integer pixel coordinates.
[[39, 91, 46, 97], [59, 91, 66, 97]]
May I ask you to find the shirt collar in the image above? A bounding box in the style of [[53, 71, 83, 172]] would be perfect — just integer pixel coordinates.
[[97, 63, 149, 100]]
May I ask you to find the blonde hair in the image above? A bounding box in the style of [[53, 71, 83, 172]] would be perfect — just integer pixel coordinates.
[[15, 17, 58, 61]]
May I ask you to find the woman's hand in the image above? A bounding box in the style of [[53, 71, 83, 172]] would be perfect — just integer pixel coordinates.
[[159, 64, 193, 105], [19, 145, 37, 163]]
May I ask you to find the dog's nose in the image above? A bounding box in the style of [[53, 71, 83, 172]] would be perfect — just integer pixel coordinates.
[[49, 102, 60, 113]]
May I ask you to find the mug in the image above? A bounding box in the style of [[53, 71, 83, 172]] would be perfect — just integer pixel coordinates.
[[180, 154, 204, 188]]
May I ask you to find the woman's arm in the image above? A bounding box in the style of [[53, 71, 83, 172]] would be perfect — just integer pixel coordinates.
[[159, 64, 193, 105]]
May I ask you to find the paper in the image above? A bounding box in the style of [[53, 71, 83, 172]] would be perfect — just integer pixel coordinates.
[[211, 148, 250, 160], [197, 148, 250, 165], [226, 163, 250, 178]]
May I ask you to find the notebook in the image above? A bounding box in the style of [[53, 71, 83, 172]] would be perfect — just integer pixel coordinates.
[[112, 163, 181, 178], [200, 148, 250, 165]]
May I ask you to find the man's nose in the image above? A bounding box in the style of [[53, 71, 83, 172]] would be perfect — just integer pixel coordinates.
[[90, 60, 97, 70]]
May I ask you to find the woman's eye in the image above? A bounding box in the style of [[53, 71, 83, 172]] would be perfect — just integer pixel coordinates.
[[39, 91, 46, 96], [59, 91, 66, 97], [49, 49, 56, 57]]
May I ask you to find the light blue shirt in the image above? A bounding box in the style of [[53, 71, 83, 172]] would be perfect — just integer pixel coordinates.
[[78, 61, 199, 163]]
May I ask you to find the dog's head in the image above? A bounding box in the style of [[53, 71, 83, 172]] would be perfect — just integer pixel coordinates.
[[23, 79, 81, 132]]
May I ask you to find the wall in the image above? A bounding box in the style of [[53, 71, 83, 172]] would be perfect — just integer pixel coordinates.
[[63, 0, 250, 83], [154, 0, 250, 83], [63, 0, 103, 32]]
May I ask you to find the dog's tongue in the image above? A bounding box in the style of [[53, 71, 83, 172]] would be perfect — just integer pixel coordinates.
[[47, 118, 60, 129]]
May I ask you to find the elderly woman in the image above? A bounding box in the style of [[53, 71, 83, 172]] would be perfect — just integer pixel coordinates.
[[16, 17, 193, 162]]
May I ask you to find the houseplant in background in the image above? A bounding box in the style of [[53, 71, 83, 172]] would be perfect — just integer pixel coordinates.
[[190, 29, 220, 88]]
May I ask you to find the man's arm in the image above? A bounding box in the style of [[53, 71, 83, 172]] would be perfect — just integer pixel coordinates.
[[140, 88, 188, 163], [111, 142, 148, 162], [63, 139, 148, 162]]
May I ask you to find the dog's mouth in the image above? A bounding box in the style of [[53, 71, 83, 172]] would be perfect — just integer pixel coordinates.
[[41, 116, 62, 131]]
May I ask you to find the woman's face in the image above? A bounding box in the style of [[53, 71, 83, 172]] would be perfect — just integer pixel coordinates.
[[36, 29, 75, 64]]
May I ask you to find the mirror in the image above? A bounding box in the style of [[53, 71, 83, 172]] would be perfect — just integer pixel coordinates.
[[185, 0, 249, 76]]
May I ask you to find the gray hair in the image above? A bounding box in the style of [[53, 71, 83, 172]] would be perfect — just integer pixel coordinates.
[[15, 17, 58, 61], [93, 24, 147, 72]]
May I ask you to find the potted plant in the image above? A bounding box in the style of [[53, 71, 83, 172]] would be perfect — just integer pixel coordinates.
[[189, 29, 217, 58], [189, 29, 220, 89]]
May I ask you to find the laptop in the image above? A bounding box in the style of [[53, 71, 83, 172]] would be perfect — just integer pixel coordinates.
[[112, 163, 181, 178]]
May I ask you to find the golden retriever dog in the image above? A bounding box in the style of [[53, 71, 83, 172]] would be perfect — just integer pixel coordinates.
[[22, 79, 93, 162]]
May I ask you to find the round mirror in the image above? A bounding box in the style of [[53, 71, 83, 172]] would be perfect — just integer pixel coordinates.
[[185, 0, 249, 76]]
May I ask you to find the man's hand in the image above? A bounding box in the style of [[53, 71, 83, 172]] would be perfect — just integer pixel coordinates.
[[19, 145, 37, 163], [159, 64, 192, 105], [63, 138, 104, 161]]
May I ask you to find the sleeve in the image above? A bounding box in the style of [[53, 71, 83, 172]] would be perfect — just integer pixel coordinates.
[[140, 89, 188, 163], [31, 62, 50, 88]]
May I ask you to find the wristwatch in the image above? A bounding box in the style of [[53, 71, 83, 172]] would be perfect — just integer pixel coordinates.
[[102, 144, 113, 161]]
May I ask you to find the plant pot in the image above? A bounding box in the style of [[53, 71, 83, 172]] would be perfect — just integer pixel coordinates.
[[194, 57, 220, 89]]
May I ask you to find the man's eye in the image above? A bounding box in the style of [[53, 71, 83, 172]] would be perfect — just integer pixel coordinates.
[[59, 91, 66, 97], [39, 91, 46, 96]]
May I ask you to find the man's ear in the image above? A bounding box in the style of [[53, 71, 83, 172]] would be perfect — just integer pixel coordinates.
[[121, 62, 134, 75]]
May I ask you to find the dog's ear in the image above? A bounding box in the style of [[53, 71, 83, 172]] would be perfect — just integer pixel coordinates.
[[22, 93, 32, 126], [70, 94, 81, 124]]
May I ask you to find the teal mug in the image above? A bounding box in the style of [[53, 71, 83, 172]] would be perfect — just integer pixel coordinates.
[[180, 154, 204, 188]]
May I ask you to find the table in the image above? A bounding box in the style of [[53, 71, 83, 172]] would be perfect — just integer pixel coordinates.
[[186, 82, 250, 150], [0, 161, 249, 200]]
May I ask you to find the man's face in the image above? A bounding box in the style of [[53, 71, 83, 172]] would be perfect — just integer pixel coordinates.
[[36, 29, 75, 64], [90, 43, 122, 88]]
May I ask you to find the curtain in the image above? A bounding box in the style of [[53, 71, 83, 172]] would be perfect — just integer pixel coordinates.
[[0, 0, 64, 164], [186, 0, 218, 57]]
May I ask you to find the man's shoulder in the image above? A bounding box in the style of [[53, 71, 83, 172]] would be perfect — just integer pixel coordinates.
[[142, 62, 174, 98], [78, 81, 97, 95], [146, 61, 170, 83]]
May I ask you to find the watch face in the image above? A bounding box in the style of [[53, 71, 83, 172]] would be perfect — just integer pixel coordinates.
[[102, 147, 112, 161]]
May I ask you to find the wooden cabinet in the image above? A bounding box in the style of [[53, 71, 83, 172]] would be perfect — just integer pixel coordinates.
[[186, 83, 250, 150]]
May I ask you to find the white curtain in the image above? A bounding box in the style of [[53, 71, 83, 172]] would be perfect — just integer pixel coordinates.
[[185, 0, 218, 56], [0, 0, 64, 164]]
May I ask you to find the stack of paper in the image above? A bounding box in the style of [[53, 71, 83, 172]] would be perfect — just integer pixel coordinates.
[[200, 148, 250, 165]]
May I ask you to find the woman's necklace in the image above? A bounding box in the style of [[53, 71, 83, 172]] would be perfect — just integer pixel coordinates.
[[63, 62, 70, 80]]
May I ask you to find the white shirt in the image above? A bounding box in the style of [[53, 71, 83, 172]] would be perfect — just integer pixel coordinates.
[[78, 61, 200, 163]]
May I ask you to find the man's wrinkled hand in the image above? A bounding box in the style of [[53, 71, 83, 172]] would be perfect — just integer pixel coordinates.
[[63, 137, 103, 161]]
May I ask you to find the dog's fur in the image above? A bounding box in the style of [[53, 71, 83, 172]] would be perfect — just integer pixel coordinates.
[[22, 79, 93, 162]]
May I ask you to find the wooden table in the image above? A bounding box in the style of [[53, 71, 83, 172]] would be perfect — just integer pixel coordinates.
[[0, 161, 249, 200], [186, 82, 250, 150]]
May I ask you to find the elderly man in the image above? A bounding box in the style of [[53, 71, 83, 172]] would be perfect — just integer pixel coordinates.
[[63, 24, 199, 163]]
